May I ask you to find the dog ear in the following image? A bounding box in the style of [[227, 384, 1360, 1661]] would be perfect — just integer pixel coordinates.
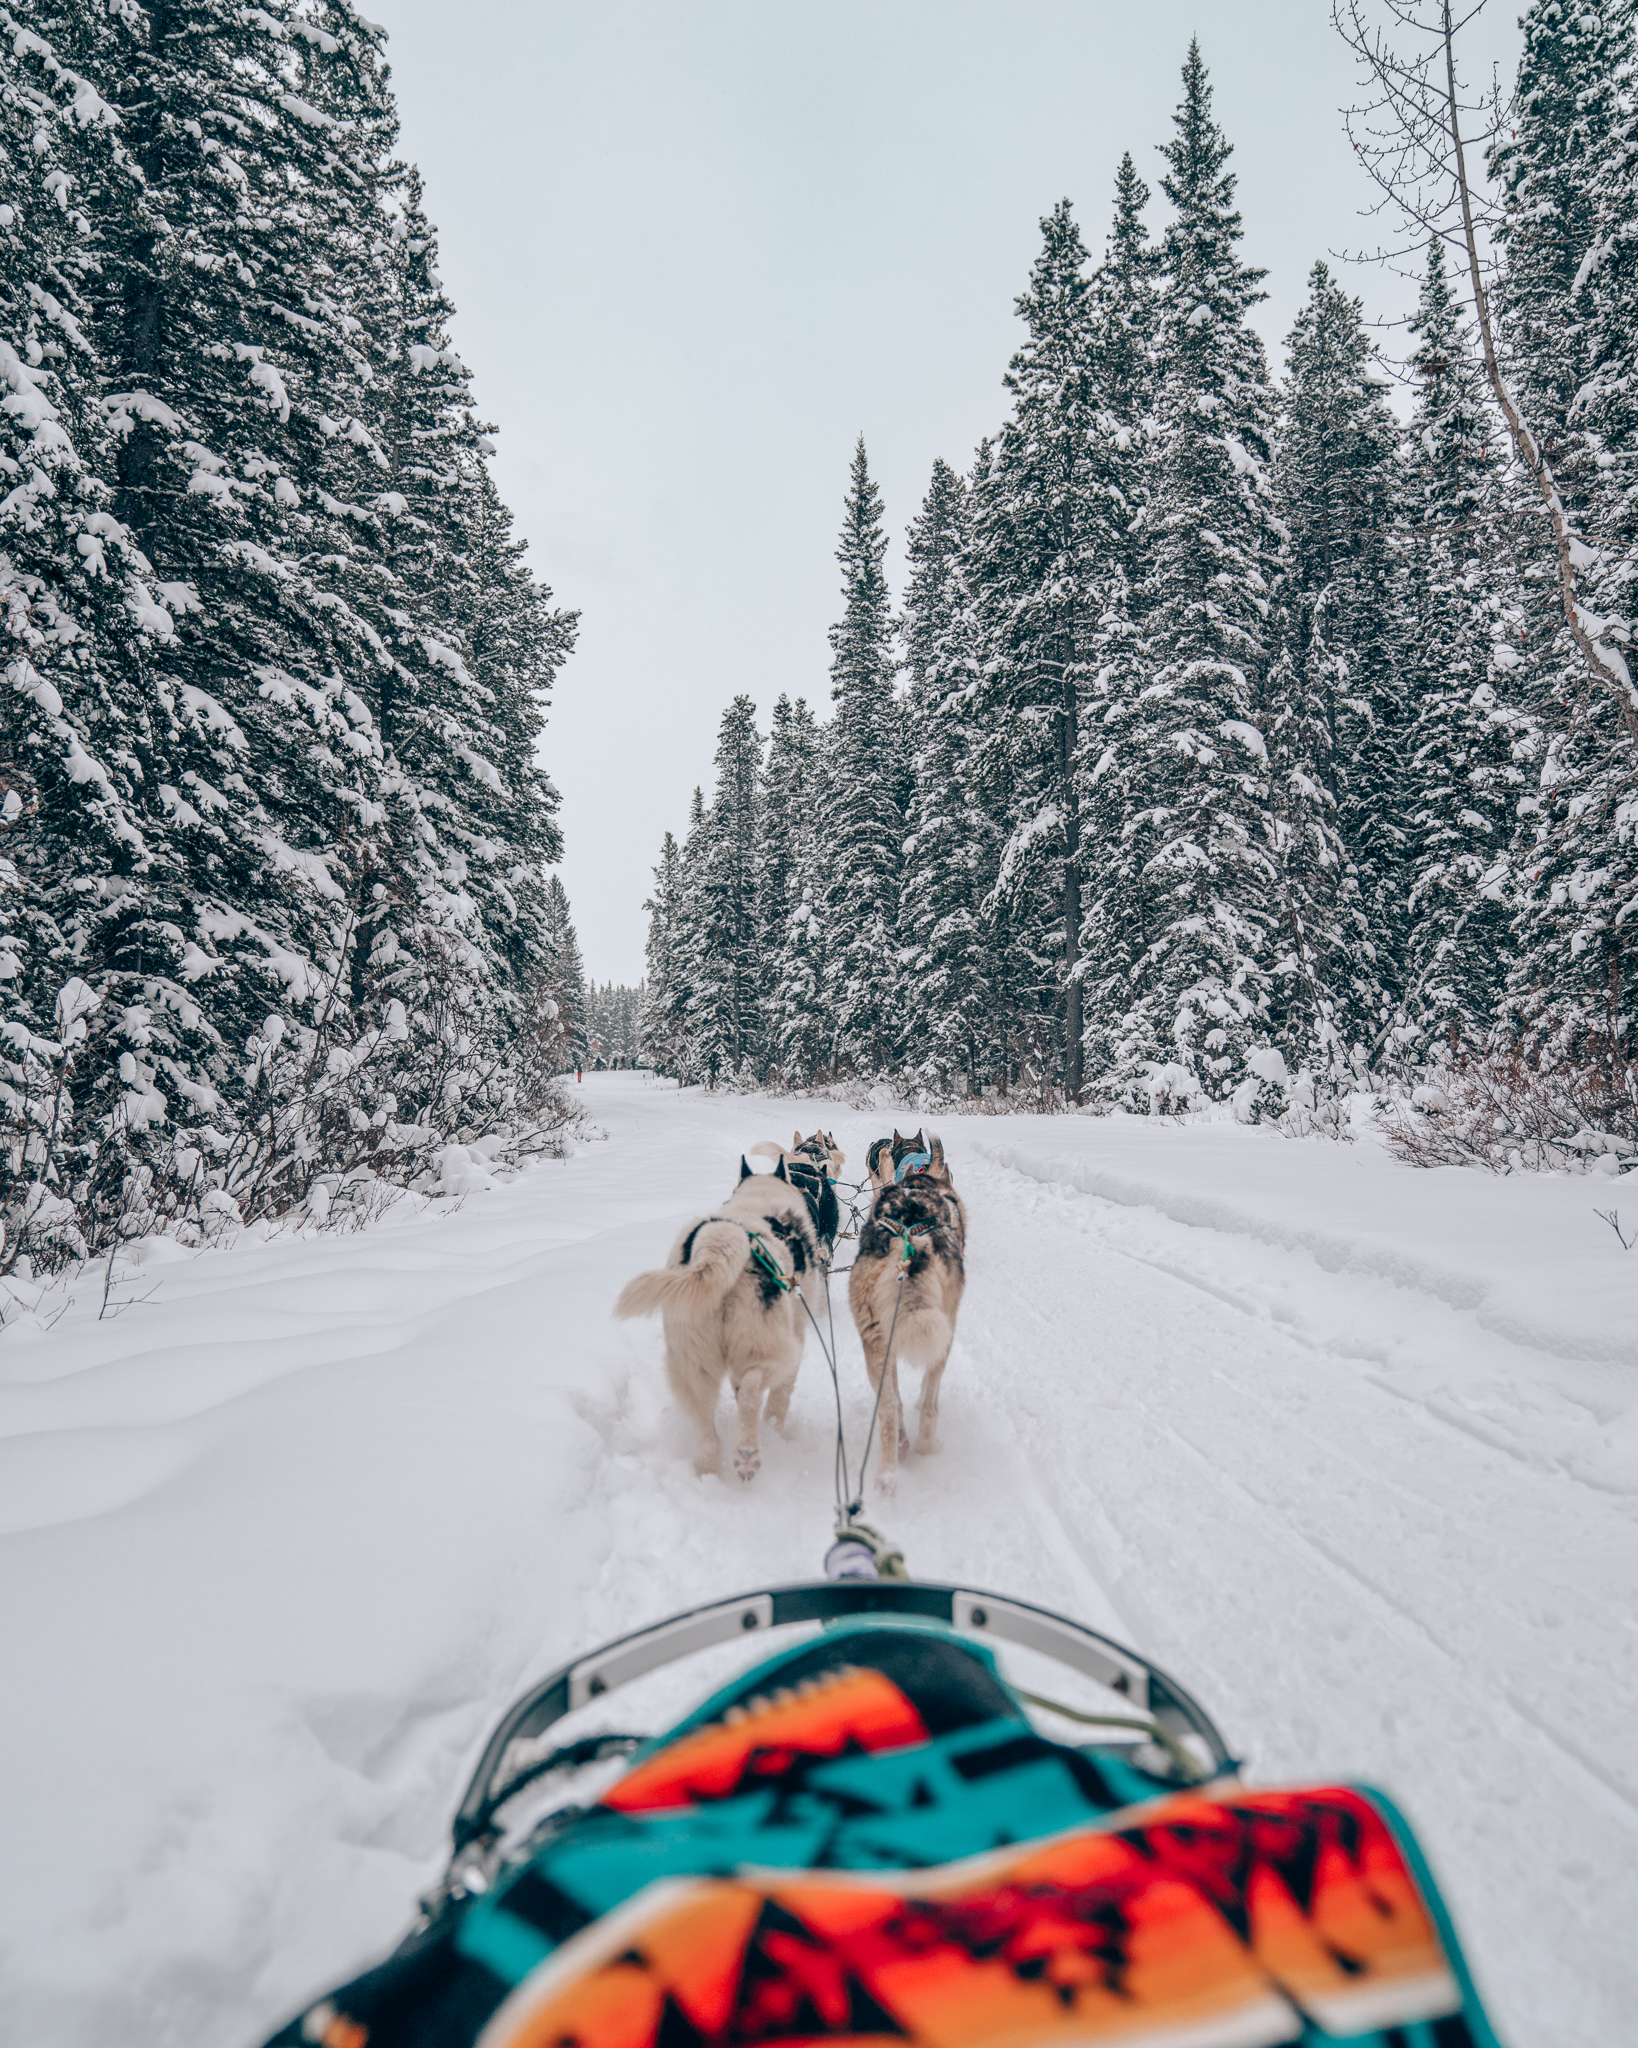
[[775, 1156, 789, 1182], [892, 1128, 904, 1147], [740, 1155, 754, 1182], [794, 1129, 803, 1149], [912, 1128, 927, 1155]]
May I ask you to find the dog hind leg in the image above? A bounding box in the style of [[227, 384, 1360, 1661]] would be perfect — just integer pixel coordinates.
[[915, 1346, 950, 1455], [868, 1351, 904, 1489], [732, 1364, 769, 1482], [666, 1348, 722, 1477], [763, 1361, 798, 1436]]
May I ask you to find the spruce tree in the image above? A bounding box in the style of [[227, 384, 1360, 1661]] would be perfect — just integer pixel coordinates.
[[356, 165, 574, 1027], [1510, 2, 1638, 1060], [1077, 159, 1164, 1087], [759, 694, 831, 1084], [640, 829, 690, 1077], [1489, 1, 1624, 502], [48, 0, 413, 1093], [898, 458, 995, 1094], [824, 437, 901, 1074], [970, 199, 1132, 1098], [1399, 241, 1528, 1046], [1264, 262, 1405, 1081], [688, 695, 762, 1081], [1101, 41, 1285, 1107], [453, 461, 574, 995], [541, 873, 586, 1066], [0, 9, 172, 1202]]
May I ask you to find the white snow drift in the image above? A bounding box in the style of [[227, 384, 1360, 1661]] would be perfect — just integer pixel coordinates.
[[0, 1073, 1633, 2048]]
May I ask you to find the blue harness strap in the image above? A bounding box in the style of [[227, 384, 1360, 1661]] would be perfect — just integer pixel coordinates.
[[893, 1150, 932, 1181]]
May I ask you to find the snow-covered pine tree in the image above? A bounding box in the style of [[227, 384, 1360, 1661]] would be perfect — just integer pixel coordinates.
[[897, 457, 996, 1095], [353, 161, 573, 1035], [1078, 157, 1166, 1087], [1508, 2, 1638, 1064], [586, 981, 642, 1066], [670, 786, 715, 1084], [541, 872, 586, 1067], [1099, 41, 1285, 1109], [969, 199, 1123, 1099], [0, 0, 576, 1247], [640, 829, 691, 1078], [759, 694, 831, 1085], [1264, 262, 1406, 1084], [1489, 0, 1624, 518], [1398, 240, 1529, 1048], [757, 694, 809, 991], [686, 694, 763, 1083], [0, 8, 186, 1253], [824, 437, 902, 1075], [452, 460, 574, 994], [901, 461, 969, 709], [1092, 152, 1160, 591], [48, 0, 412, 1115]]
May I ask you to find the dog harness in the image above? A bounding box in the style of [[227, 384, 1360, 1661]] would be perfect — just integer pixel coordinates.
[[744, 1229, 792, 1293], [893, 1150, 932, 1181], [897, 1220, 937, 1268]]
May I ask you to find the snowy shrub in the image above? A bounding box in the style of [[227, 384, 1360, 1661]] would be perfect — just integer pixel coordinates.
[[1378, 1033, 1638, 1176], [0, 951, 586, 1275]]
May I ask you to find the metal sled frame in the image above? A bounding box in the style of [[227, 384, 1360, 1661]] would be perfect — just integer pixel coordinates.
[[451, 1579, 1235, 1855]]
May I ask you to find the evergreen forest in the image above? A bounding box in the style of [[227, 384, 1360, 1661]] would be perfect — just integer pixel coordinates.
[[642, 23, 1638, 1148], [1, 0, 580, 1265]]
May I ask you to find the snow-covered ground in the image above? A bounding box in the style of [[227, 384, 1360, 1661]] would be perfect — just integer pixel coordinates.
[[2, 1072, 1634, 2048]]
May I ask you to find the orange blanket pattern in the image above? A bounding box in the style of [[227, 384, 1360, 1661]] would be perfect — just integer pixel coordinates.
[[475, 1785, 1466, 2048]]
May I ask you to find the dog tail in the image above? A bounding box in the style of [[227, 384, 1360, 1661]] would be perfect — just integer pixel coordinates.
[[613, 1222, 745, 1319], [747, 1141, 786, 1165]]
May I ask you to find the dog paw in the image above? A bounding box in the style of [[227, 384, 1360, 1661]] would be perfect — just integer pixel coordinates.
[[733, 1446, 761, 1483]]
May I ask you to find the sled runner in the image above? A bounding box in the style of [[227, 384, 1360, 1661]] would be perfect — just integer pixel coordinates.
[[264, 1580, 1504, 2048]]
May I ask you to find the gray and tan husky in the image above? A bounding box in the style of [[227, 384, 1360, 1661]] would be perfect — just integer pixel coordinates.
[[613, 1157, 821, 1482], [849, 1128, 967, 1485]]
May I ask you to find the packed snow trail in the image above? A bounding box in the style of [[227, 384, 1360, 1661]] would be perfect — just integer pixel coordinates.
[[1, 1074, 1634, 2048]]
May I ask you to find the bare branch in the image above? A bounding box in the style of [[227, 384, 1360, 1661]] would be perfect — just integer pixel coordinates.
[[1332, 0, 1638, 744]]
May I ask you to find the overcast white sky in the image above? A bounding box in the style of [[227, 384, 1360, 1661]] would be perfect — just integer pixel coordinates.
[[368, 0, 1522, 985]]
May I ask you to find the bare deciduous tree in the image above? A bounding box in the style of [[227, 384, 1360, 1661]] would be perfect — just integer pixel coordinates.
[[1333, 0, 1638, 744]]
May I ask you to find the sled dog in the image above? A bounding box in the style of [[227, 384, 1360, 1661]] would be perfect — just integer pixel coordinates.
[[613, 1157, 821, 1482], [849, 1128, 967, 1484], [749, 1130, 845, 1262]]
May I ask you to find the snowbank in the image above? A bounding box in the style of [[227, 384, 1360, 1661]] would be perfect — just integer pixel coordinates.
[[1, 1077, 1632, 2047], [962, 1112, 1638, 1367]]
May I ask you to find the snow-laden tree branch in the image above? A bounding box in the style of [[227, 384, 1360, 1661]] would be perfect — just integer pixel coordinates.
[[1334, 0, 1638, 744]]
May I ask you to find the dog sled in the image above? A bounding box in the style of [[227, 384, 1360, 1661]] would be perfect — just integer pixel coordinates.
[[264, 1566, 1504, 2048]]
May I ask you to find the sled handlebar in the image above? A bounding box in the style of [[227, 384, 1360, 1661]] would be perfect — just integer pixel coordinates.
[[451, 1579, 1235, 1851]]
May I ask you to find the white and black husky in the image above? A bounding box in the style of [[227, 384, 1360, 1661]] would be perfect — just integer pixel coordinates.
[[613, 1157, 821, 1482]]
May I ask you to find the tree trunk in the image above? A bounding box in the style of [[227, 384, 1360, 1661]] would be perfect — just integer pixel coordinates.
[[1057, 639, 1084, 1099], [1441, 1, 1638, 748]]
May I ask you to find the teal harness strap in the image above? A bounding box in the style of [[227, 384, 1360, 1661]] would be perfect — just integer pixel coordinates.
[[745, 1228, 792, 1293], [898, 1221, 936, 1268]]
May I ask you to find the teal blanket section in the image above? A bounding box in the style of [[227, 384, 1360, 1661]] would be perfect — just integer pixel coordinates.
[[1354, 1784, 1508, 2048], [454, 1711, 1112, 1985]]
